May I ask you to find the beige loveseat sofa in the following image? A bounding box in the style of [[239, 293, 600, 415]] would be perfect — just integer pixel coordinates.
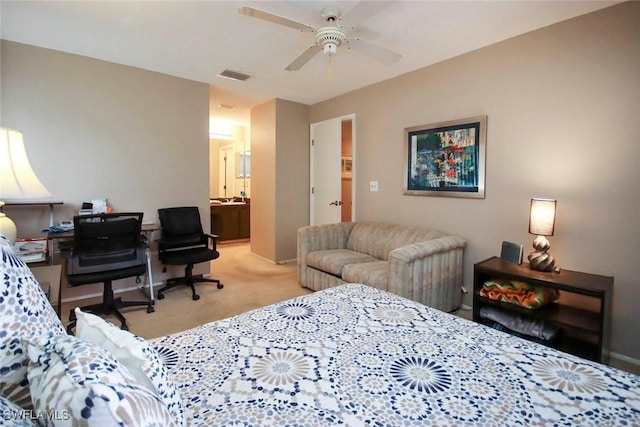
[[297, 222, 466, 312]]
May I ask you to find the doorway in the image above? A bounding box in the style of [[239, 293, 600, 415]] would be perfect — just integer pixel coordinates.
[[310, 114, 355, 225], [219, 144, 235, 199]]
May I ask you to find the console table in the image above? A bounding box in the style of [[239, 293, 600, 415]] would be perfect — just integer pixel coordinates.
[[473, 256, 613, 363], [4, 200, 63, 228]]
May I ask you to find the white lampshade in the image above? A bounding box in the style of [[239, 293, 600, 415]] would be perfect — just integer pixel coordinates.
[[0, 127, 53, 202], [528, 198, 556, 236]]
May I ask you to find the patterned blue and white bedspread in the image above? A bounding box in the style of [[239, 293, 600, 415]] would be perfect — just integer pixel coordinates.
[[151, 284, 640, 426]]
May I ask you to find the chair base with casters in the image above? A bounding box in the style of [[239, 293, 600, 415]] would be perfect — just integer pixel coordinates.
[[67, 280, 154, 334], [66, 264, 154, 334], [157, 263, 224, 301]]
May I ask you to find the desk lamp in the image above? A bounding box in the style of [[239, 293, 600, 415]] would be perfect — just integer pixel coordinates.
[[527, 198, 558, 272], [0, 127, 53, 244]]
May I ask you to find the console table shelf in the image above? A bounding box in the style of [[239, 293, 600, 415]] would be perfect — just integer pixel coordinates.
[[4, 200, 63, 228], [473, 256, 613, 363]]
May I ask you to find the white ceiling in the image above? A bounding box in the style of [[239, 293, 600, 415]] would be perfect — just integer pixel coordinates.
[[1, 0, 618, 124]]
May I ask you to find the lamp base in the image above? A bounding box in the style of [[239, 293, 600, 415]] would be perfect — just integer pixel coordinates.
[[0, 212, 17, 245], [528, 235, 556, 272], [528, 250, 556, 272]]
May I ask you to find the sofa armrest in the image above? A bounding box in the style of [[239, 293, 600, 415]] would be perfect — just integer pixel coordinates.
[[388, 235, 466, 312], [297, 222, 355, 286], [390, 235, 465, 263]]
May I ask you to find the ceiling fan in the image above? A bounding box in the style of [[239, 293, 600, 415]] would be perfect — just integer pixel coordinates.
[[238, 3, 402, 71]]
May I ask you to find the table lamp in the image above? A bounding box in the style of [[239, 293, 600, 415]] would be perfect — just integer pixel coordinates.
[[527, 198, 558, 272], [0, 127, 53, 244]]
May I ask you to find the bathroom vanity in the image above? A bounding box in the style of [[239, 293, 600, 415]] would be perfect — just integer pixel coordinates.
[[210, 200, 250, 241]]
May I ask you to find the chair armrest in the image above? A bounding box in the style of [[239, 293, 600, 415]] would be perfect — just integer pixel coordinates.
[[204, 233, 219, 250], [157, 233, 218, 251]]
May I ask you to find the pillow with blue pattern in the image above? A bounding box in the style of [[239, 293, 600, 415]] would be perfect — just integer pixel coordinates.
[[74, 308, 185, 425], [0, 394, 38, 426], [22, 333, 177, 427], [0, 234, 66, 409]]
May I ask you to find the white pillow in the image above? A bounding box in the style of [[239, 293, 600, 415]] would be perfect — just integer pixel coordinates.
[[22, 333, 176, 427], [74, 308, 185, 426]]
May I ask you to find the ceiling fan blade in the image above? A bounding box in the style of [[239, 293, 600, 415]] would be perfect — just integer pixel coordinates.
[[285, 45, 321, 71], [341, 1, 396, 25], [349, 39, 401, 65], [238, 7, 314, 32]]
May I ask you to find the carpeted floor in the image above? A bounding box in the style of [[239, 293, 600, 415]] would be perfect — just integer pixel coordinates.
[[61, 241, 640, 375], [61, 241, 312, 339]]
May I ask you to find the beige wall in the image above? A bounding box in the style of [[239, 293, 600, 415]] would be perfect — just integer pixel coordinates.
[[2, 2, 639, 362], [1, 41, 211, 298], [251, 99, 309, 263], [274, 99, 310, 262], [310, 2, 640, 360], [250, 100, 277, 260]]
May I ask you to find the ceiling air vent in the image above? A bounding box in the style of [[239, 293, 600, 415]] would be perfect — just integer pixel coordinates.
[[217, 69, 252, 82]]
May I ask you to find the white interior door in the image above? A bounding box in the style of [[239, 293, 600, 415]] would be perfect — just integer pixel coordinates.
[[310, 116, 352, 225]]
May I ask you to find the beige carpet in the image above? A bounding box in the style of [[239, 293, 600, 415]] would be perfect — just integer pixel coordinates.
[[61, 241, 312, 339], [61, 242, 640, 375]]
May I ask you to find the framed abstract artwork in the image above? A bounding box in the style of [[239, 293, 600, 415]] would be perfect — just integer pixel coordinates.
[[404, 115, 487, 198]]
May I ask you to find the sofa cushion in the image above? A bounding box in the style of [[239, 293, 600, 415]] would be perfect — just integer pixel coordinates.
[[0, 234, 66, 409], [342, 260, 390, 289], [306, 249, 378, 276], [346, 223, 445, 260]]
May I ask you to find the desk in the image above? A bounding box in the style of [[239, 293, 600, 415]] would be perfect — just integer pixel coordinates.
[[4, 200, 64, 228], [47, 223, 160, 305]]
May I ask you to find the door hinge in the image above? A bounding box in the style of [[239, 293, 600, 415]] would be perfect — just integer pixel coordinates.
[[311, 187, 314, 194], [311, 139, 314, 146]]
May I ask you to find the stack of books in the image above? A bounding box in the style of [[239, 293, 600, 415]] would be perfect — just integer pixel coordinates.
[[14, 238, 47, 263]]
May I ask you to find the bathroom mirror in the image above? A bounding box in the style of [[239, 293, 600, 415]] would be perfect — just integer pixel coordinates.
[[210, 125, 250, 200], [236, 151, 251, 178]]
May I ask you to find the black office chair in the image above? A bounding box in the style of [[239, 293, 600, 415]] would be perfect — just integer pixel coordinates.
[[156, 206, 224, 301], [64, 212, 154, 333]]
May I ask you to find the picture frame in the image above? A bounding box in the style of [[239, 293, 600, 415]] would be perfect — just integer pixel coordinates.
[[404, 115, 487, 198], [341, 156, 352, 178]]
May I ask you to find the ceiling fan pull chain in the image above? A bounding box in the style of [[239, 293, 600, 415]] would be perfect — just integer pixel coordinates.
[[327, 55, 333, 83]]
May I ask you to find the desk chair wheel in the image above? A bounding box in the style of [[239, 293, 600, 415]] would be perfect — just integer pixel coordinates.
[[192, 294, 200, 301], [146, 305, 155, 313], [157, 293, 165, 300], [217, 283, 224, 289]]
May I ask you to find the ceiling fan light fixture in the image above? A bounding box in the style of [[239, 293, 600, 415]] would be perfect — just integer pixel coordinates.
[[315, 27, 347, 57], [323, 43, 337, 55]]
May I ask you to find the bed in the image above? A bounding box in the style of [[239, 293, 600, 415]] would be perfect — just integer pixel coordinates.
[[150, 283, 640, 425], [1, 232, 639, 426]]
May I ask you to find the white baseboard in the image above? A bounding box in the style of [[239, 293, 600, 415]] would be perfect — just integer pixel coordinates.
[[60, 282, 162, 304], [609, 351, 640, 371]]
